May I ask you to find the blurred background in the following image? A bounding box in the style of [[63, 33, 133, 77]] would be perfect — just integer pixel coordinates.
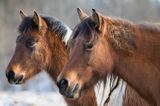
[[0, 0, 160, 105]]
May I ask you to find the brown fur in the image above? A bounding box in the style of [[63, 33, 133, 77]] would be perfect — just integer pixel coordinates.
[[110, 18, 160, 105], [5, 12, 97, 106], [107, 18, 136, 55], [58, 9, 160, 106], [123, 85, 151, 106]]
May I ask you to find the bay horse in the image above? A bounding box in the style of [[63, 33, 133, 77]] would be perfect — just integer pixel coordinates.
[[57, 8, 160, 106], [5, 11, 97, 106]]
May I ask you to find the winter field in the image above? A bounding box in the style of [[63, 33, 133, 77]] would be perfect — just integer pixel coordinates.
[[0, 71, 67, 106], [0, 91, 66, 106]]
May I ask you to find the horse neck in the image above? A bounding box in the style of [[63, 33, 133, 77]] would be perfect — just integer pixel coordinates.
[[135, 26, 160, 68], [46, 31, 68, 81], [113, 42, 160, 105]]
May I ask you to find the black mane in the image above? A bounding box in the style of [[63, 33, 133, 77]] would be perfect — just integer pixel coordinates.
[[72, 18, 96, 40], [18, 16, 68, 38]]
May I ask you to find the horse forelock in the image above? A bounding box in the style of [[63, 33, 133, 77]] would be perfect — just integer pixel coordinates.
[[18, 16, 37, 33], [72, 18, 97, 40]]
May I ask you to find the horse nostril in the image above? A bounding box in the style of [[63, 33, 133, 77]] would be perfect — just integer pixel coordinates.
[[16, 75, 24, 82], [6, 70, 15, 80], [57, 78, 68, 91]]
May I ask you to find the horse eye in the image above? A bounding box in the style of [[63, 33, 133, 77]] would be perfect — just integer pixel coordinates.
[[25, 39, 36, 49], [84, 43, 93, 51]]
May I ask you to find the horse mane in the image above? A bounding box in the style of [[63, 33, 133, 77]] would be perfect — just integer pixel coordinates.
[[107, 18, 137, 55], [18, 16, 68, 40], [108, 17, 160, 55], [109, 17, 160, 32], [43, 16, 68, 39]]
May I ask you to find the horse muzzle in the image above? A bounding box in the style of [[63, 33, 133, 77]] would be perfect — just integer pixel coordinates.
[[57, 78, 80, 99], [6, 70, 24, 84]]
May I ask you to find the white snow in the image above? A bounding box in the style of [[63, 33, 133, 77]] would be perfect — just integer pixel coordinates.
[[0, 91, 67, 106]]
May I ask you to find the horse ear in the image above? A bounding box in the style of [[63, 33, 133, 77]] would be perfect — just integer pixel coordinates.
[[33, 11, 42, 29], [19, 10, 27, 20], [77, 8, 88, 21], [91, 9, 103, 31]]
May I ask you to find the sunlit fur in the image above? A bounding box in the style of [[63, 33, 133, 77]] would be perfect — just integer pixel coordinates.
[[5, 13, 98, 106], [59, 10, 160, 106]]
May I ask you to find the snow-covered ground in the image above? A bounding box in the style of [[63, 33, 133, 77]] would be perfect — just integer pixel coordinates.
[[0, 92, 66, 106], [0, 67, 67, 106]]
